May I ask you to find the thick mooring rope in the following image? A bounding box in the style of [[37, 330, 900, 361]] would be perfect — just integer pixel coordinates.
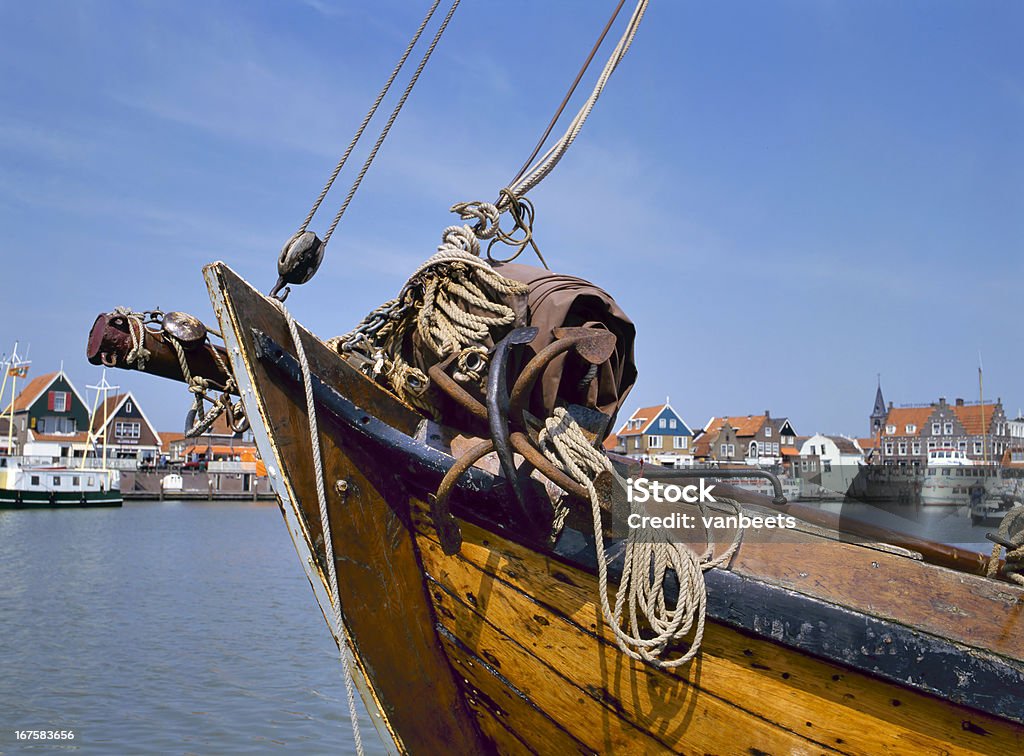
[[538, 408, 742, 668], [278, 301, 365, 756]]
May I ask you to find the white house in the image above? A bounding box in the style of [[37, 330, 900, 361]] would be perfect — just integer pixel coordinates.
[[798, 434, 865, 498]]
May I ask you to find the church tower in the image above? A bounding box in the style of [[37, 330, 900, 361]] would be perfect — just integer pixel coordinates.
[[870, 377, 887, 436]]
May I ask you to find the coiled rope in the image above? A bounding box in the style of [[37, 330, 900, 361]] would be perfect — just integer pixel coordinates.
[[538, 407, 741, 668], [278, 300, 364, 756], [988, 505, 1024, 586], [332, 226, 528, 411]]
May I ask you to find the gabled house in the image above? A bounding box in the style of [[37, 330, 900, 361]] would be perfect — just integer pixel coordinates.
[[694, 411, 797, 466], [89, 392, 162, 464], [876, 397, 1011, 465], [612, 402, 695, 467], [3, 370, 90, 458]]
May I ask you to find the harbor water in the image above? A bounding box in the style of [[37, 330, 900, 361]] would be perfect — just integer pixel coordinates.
[[0, 501, 386, 755], [0, 498, 997, 753]]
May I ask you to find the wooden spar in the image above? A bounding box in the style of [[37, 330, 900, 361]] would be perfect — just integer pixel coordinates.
[[86, 311, 233, 390]]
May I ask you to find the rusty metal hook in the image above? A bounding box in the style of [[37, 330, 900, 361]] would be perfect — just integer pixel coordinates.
[[486, 327, 539, 528]]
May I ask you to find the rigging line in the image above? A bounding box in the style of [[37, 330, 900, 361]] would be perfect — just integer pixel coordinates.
[[298, 0, 444, 234], [504, 0, 648, 207], [320, 0, 463, 248], [509, 0, 628, 187]]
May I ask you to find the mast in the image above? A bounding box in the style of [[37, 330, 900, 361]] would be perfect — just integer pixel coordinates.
[[979, 353, 988, 466], [84, 371, 119, 476], [3, 343, 30, 457]]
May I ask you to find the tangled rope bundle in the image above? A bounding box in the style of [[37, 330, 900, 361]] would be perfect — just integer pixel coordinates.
[[332, 224, 528, 411], [538, 408, 741, 668]]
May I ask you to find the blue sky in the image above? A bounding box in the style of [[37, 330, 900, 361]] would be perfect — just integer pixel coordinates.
[[1, 1, 1021, 437]]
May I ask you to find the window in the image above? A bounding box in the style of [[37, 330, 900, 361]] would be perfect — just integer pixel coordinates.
[[720, 444, 728, 456], [673, 436, 687, 450], [31, 475, 40, 486], [884, 442, 894, 455], [823, 461, 832, 473], [927, 440, 937, 451], [51, 391, 67, 412], [905, 424, 916, 434], [52, 476, 60, 486], [765, 427, 772, 437], [943, 422, 953, 435], [898, 442, 907, 455], [773, 443, 779, 454], [669, 419, 677, 429], [73, 476, 80, 486], [114, 421, 141, 439], [957, 441, 967, 451], [647, 435, 662, 449], [911, 442, 921, 455], [749, 441, 759, 457], [932, 423, 941, 435], [886, 424, 896, 434], [125, 401, 133, 414], [974, 441, 983, 455], [658, 419, 666, 428]]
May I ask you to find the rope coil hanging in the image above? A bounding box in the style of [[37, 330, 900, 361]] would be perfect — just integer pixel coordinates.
[[537, 408, 742, 668]]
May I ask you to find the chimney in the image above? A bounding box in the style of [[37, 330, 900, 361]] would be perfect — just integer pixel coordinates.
[[955, 398, 964, 406], [938, 396, 947, 407], [764, 410, 770, 417], [888, 401, 894, 409]]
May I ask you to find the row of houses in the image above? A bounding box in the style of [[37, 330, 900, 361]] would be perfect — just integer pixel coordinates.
[[1, 369, 258, 466], [605, 383, 1024, 473]]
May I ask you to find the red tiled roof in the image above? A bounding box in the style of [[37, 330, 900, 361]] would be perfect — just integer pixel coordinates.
[[616, 404, 666, 437], [857, 437, 878, 450], [602, 433, 619, 452], [5, 372, 58, 413], [880, 407, 933, 437], [159, 431, 187, 453], [951, 402, 999, 436], [780, 446, 800, 456], [704, 414, 766, 438], [29, 432, 89, 443]]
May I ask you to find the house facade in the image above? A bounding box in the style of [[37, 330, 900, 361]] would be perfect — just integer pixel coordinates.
[[876, 397, 1010, 466], [89, 392, 163, 464], [694, 411, 798, 467], [611, 403, 695, 467], [4, 370, 90, 458]]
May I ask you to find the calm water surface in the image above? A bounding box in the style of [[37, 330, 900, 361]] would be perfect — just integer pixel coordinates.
[[0, 497, 998, 754], [0, 501, 386, 754]]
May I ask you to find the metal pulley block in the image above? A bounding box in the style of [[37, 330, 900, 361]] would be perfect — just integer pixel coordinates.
[[162, 311, 208, 350], [270, 230, 325, 300]]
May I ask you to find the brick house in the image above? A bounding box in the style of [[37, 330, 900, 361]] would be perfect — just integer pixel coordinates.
[[693, 411, 798, 466], [610, 403, 695, 466], [876, 397, 1010, 466]]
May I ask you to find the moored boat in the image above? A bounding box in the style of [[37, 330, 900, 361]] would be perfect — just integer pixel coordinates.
[[0, 458, 121, 509]]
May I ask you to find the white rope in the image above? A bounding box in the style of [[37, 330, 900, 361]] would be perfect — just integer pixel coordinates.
[[278, 301, 364, 756], [502, 0, 649, 207], [538, 408, 741, 668]]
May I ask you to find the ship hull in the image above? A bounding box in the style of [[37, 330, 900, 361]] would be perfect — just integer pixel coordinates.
[[0, 488, 122, 509], [205, 262, 1024, 755]]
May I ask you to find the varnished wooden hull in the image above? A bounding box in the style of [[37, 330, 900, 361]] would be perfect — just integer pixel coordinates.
[[205, 262, 1024, 755]]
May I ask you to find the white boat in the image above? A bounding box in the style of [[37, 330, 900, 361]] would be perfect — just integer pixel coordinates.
[[0, 457, 121, 508], [0, 346, 123, 509], [920, 447, 999, 507]]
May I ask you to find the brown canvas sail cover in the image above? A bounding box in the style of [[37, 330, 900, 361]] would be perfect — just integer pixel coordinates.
[[492, 262, 636, 437]]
